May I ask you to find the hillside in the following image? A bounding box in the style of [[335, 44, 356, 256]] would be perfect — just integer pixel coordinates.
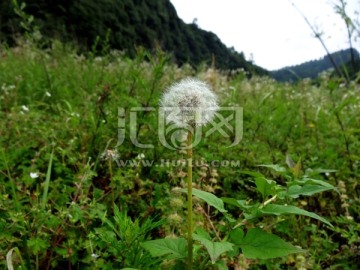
[[0, 0, 267, 75], [271, 48, 360, 82]]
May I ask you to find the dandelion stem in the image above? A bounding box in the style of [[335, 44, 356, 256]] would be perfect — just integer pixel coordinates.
[[108, 157, 115, 212], [186, 130, 193, 270]]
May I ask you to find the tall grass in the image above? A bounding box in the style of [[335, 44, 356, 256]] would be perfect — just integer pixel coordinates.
[[0, 41, 359, 269]]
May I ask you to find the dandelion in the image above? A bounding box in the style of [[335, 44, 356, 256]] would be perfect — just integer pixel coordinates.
[[160, 78, 218, 269], [160, 78, 218, 128]]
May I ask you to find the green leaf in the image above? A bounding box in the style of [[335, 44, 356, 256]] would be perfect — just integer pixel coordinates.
[[229, 228, 245, 245], [41, 149, 54, 211], [261, 204, 333, 227], [179, 188, 227, 213], [234, 228, 303, 259], [141, 238, 187, 259], [255, 177, 276, 199], [193, 234, 233, 263], [195, 227, 211, 240], [221, 198, 254, 210], [239, 170, 265, 178], [296, 178, 336, 189], [28, 237, 49, 255], [6, 247, 26, 270], [287, 184, 335, 198]]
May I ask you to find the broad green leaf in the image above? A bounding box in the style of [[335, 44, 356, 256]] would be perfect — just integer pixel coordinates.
[[195, 227, 211, 240], [255, 177, 276, 199], [221, 198, 254, 210], [239, 170, 265, 178], [229, 228, 245, 245], [296, 178, 336, 189], [141, 238, 187, 259], [287, 184, 335, 198], [213, 260, 228, 270], [261, 204, 333, 227], [179, 188, 227, 213], [235, 228, 303, 259], [193, 234, 233, 263]]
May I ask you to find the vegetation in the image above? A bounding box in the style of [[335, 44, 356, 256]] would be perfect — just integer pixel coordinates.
[[1, 0, 360, 269], [271, 48, 360, 82], [0, 0, 267, 75], [0, 37, 359, 269]]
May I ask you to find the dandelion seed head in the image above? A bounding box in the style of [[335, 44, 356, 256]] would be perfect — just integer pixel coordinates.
[[160, 78, 218, 127]]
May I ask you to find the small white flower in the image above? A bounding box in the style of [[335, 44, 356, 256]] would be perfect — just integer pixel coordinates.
[[160, 78, 218, 128], [45, 91, 51, 97], [137, 153, 145, 159], [91, 253, 99, 259], [21, 105, 29, 112], [30, 172, 39, 178]]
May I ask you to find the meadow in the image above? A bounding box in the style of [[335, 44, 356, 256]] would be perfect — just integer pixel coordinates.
[[0, 40, 359, 269]]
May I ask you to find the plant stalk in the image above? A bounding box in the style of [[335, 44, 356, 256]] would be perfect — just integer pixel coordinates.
[[186, 130, 193, 270]]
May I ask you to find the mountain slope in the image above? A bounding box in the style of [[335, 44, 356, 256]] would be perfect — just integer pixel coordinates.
[[271, 48, 360, 82], [0, 0, 268, 75]]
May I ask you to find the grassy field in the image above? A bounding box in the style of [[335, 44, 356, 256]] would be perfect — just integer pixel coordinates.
[[0, 41, 359, 269]]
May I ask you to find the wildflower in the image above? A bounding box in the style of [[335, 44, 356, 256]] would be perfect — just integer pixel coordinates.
[[170, 197, 184, 208], [100, 149, 119, 161], [91, 253, 99, 259], [30, 172, 39, 178], [160, 78, 218, 128], [137, 153, 145, 159], [167, 213, 183, 225], [45, 91, 51, 97], [21, 105, 29, 112]]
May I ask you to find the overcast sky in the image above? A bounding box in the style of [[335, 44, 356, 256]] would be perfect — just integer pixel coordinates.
[[170, 0, 360, 70]]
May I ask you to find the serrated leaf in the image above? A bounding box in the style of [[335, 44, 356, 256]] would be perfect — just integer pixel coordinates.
[[179, 188, 227, 213], [260, 204, 333, 227], [141, 238, 187, 259], [235, 228, 303, 259], [287, 184, 335, 198], [195, 227, 211, 240], [28, 237, 49, 255], [193, 234, 233, 263]]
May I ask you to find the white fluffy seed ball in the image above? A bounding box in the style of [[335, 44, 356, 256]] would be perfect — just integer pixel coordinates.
[[160, 78, 218, 127]]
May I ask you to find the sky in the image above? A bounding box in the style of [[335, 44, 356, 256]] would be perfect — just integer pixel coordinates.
[[169, 0, 360, 70]]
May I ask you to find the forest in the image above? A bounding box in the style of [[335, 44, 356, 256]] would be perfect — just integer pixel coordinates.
[[0, 0, 359, 269]]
